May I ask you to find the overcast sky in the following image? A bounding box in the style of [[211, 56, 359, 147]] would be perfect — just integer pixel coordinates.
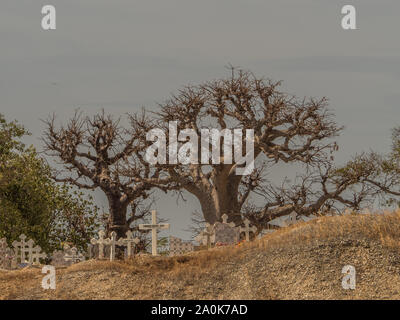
[[1, 0, 399, 239]]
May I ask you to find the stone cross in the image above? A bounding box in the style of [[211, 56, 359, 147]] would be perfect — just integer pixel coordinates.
[[108, 231, 125, 261], [139, 210, 170, 256], [90, 230, 108, 259], [64, 247, 85, 264], [120, 230, 140, 258], [195, 223, 215, 248], [12, 235, 45, 265], [12, 234, 30, 263], [31, 245, 46, 265], [239, 219, 257, 242]]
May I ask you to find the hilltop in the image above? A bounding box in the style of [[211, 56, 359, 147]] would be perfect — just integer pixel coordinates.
[[1, 211, 400, 300]]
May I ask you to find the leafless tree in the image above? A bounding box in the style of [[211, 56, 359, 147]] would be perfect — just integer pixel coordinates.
[[131, 67, 369, 226], [42, 110, 171, 243]]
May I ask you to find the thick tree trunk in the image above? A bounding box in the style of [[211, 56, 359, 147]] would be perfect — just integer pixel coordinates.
[[107, 194, 129, 259], [214, 175, 242, 225], [197, 192, 219, 224], [194, 178, 243, 226]]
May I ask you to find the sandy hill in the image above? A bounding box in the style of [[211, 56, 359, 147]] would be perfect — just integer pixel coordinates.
[[1, 211, 400, 300]]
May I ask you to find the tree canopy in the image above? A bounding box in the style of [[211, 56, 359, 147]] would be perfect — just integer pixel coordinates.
[[0, 114, 99, 253]]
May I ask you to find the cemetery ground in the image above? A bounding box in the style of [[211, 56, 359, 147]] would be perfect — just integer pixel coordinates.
[[1, 211, 400, 300]]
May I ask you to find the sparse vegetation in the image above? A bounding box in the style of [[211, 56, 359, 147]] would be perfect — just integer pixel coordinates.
[[2, 210, 400, 300]]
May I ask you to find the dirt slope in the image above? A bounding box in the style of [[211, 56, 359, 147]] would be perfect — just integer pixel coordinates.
[[1, 211, 400, 300]]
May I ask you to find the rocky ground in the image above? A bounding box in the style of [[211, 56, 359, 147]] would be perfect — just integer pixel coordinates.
[[1, 212, 400, 300]]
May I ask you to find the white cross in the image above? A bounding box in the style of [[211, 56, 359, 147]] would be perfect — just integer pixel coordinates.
[[139, 210, 170, 256], [108, 231, 125, 261], [239, 219, 257, 242], [12, 234, 35, 264], [195, 223, 214, 248], [120, 230, 140, 258], [90, 230, 108, 259], [31, 245, 46, 265]]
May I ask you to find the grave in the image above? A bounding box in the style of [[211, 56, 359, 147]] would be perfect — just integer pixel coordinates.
[[139, 210, 170, 256], [213, 214, 240, 245], [64, 246, 86, 264], [12, 234, 46, 265], [119, 230, 140, 258], [90, 230, 129, 261], [107, 231, 125, 261], [90, 230, 108, 259], [195, 223, 215, 248], [239, 219, 257, 241]]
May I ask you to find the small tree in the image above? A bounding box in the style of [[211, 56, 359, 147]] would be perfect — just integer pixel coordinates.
[[0, 114, 99, 253]]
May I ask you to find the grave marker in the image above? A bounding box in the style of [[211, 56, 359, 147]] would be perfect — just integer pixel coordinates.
[[64, 247, 86, 264], [139, 210, 170, 256], [31, 245, 46, 265], [195, 223, 215, 248], [239, 219, 257, 241], [120, 230, 140, 258], [90, 230, 108, 259], [214, 214, 239, 245], [12, 234, 45, 265], [108, 231, 125, 261]]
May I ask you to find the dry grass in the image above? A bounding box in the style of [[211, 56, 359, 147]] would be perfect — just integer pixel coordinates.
[[258, 209, 400, 250], [68, 245, 247, 277], [1, 209, 400, 300]]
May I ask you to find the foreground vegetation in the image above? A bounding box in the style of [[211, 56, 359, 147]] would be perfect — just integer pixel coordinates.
[[1, 210, 400, 300]]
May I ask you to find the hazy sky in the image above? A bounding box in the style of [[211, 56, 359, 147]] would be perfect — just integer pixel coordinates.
[[1, 0, 399, 239]]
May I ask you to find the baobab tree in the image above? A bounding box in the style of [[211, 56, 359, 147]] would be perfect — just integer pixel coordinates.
[[130, 68, 374, 226], [42, 111, 169, 242]]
